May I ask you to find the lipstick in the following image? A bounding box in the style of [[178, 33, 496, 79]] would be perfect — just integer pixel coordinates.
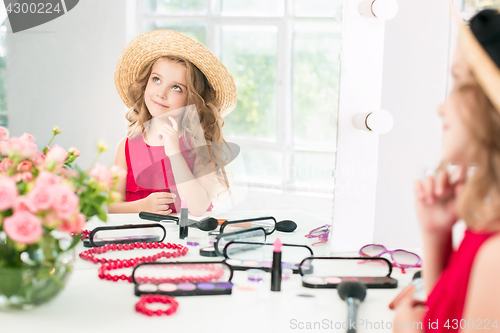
[[179, 198, 188, 239], [271, 238, 282, 292]]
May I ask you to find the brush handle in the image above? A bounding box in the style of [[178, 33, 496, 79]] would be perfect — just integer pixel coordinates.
[[347, 298, 360, 333], [139, 212, 179, 223]]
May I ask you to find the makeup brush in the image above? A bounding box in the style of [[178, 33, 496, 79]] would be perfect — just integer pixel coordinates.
[[138, 212, 219, 231], [337, 281, 367, 333], [389, 271, 423, 309], [275, 220, 297, 233]]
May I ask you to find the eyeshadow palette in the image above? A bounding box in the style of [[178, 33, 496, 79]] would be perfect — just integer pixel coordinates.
[[223, 241, 313, 274], [224, 258, 302, 273], [302, 275, 397, 289], [132, 261, 234, 297], [83, 223, 166, 248], [136, 281, 234, 296], [298, 256, 398, 289]]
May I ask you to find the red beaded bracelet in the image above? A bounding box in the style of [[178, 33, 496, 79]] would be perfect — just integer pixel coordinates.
[[135, 295, 179, 317]]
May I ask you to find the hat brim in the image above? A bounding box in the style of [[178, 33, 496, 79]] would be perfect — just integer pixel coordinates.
[[114, 30, 237, 117], [449, 4, 500, 112]]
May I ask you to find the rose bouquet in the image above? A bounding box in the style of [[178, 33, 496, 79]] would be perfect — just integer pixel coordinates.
[[0, 126, 124, 309]]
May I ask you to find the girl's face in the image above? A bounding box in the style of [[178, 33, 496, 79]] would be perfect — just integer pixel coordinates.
[[438, 45, 477, 164], [144, 57, 188, 118]]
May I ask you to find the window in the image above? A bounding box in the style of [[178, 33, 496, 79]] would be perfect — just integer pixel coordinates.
[[0, 14, 7, 128], [138, 0, 342, 203], [463, 0, 500, 12]]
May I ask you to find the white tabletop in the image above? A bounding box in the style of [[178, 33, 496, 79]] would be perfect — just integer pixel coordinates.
[[0, 210, 419, 333]]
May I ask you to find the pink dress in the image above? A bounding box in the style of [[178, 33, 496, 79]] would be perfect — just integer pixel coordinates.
[[125, 134, 211, 213], [424, 229, 497, 332]]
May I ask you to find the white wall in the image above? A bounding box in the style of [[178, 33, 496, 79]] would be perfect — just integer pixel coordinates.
[[374, 0, 451, 247], [7, 0, 127, 169]]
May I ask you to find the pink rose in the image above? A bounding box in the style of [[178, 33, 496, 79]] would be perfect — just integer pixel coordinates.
[[14, 172, 33, 183], [20, 133, 35, 143], [0, 158, 13, 173], [32, 153, 46, 168], [111, 165, 127, 180], [68, 147, 80, 157], [52, 184, 79, 220], [13, 195, 37, 213], [35, 171, 60, 187], [89, 163, 113, 189], [0, 138, 38, 159], [0, 126, 9, 141], [27, 184, 54, 211], [58, 213, 85, 234], [0, 176, 18, 210], [45, 144, 68, 164], [17, 160, 33, 172], [3, 211, 43, 244], [13, 172, 33, 183]]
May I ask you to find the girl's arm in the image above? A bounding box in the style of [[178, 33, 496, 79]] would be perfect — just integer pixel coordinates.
[[168, 150, 214, 217], [157, 116, 213, 216], [414, 166, 466, 294], [107, 137, 175, 214], [460, 234, 500, 332]]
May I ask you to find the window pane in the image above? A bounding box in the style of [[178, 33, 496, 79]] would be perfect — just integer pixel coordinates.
[[220, 0, 284, 16], [143, 21, 207, 45], [294, 0, 343, 18], [143, 0, 207, 15], [463, 0, 500, 12], [293, 23, 341, 145], [228, 149, 282, 186], [221, 26, 278, 140], [0, 25, 7, 128], [292, 152, 335, 192]]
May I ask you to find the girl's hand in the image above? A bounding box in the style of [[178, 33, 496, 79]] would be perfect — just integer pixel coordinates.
[[414, 165, 467, 234], [139, 192, 176, 214], [393, 297, 427, 332], [157, 116, 181, 157]]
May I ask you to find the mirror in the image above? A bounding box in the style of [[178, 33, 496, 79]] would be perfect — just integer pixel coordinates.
[[3, 0, 344, 221]]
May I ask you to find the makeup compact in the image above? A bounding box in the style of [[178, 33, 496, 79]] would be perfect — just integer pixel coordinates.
[[298, 257, 398, 289], [219, 216, 298, 234], [220, 216, 277, 235], [132, 261, 234, 296], [223, 241, 313, 273], [214, 227, 267, 257], [83, 224, 166, 248]]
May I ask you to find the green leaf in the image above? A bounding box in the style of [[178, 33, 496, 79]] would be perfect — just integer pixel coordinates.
[[67, 234, 81, 250], [97, 209, 107, 222]]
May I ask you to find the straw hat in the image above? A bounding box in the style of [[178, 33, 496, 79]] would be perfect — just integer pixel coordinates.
[[451, 6, 500, 112], [115, 30, 237, 117]]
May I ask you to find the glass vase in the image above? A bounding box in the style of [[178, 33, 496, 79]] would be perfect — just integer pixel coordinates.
[[0, 245, 75, 311]]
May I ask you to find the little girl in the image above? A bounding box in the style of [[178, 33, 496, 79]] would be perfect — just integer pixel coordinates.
[[108, 30, 237, 216], [394, 9, 500, 332]]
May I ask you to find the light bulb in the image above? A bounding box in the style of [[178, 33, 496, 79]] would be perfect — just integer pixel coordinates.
[[371, 0, 399, 20], [358, 0, 399, 20], [365, 110, 394, 134]]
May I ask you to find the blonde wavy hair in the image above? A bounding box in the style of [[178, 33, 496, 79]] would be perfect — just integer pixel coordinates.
[[125, 56, 231, 197], [451, 81, 500, 230]]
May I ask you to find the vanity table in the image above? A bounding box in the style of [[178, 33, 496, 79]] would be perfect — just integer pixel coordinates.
[[0, 210, 418, 333]]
